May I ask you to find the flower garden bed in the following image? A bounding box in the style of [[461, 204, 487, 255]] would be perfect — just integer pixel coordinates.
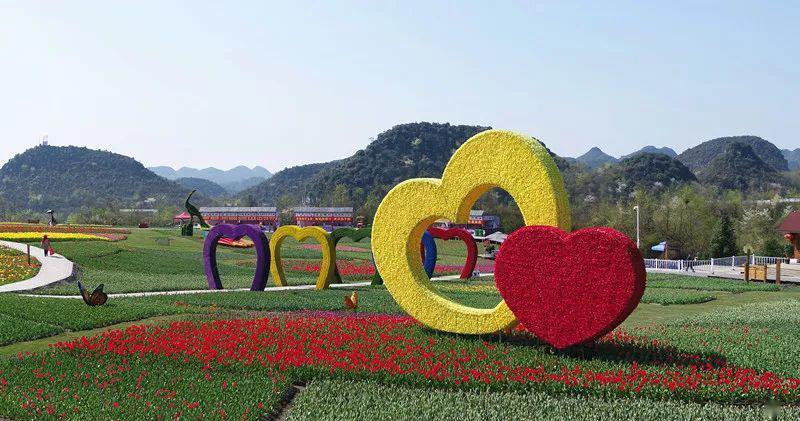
[[0, 246, 41, 286], [0, 233, 109, 242], [0, 224, 131, 234], [1, 311, 798, 419]]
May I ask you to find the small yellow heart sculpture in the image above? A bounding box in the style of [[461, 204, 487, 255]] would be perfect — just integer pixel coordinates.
[[372, 129, 571, 334], [269, 225, 335, 290]]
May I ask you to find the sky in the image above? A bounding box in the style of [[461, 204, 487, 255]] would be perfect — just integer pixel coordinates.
[[0, 1, 798, 172]]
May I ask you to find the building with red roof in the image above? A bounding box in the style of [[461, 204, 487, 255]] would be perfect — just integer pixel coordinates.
[[777, 211, 800, 259]]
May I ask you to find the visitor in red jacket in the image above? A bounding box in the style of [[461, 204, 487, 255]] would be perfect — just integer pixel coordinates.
[[41, 235, 53, 257]]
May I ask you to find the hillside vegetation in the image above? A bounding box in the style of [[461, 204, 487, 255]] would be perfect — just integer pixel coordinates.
[[0, 145, 196, 214], [575, 147, 617, 168], [697, 142, 781, 191], [239, 161, 342, 207], [175, 177, 228, 198], [678, 135, 788, 172]]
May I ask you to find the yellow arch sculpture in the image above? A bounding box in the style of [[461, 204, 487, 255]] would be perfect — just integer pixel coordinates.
[[372, 130, 571, 334], [270, 225, 335, 290]]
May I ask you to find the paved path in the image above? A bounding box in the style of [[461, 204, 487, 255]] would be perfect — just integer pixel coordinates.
[[0, 240, 75, 293], [26, 281, 375, 299], [22, 272, 497, 299]]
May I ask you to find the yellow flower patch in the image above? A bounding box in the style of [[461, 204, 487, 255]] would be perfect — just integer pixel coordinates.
[[0, 232, 109, 242]]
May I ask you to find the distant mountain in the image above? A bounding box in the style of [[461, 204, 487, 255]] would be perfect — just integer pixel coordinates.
[[575, 147, 618, 168], [610, 153, 697, 194], [218, 177, 268, 194], [782, 149, 800, 171], [240, 122, 491, 209], [175, 177, 227, 198], [0, 145, 202, 213], [239, 161, 342, 206], [678, 136, 788, 172], [697, 142, 781, 191], [148, 165, 271, 192], [621, 146, 677, 160]]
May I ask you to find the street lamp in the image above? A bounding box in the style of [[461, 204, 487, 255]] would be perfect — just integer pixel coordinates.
[[633, 205, 640, 249]]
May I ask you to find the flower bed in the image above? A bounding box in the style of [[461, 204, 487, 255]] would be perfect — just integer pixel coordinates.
[[0, 246, 41, 285], [0, 233, 109, 242], [0, 224, 131, 234], [1, 313, 797, 418]]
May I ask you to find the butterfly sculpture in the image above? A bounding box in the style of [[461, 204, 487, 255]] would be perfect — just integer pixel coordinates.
[[78, 281, 108, 306], [344, 291, 358, 310]]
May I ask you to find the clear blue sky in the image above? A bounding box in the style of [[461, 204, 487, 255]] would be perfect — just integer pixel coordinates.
[[1, 1, 797, 172]]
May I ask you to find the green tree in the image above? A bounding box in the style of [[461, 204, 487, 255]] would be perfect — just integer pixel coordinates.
[[760, 236, 785, 257], [276, 194, 295, 225], [331, 184, 351, 207], [708, 214, 738, 257]]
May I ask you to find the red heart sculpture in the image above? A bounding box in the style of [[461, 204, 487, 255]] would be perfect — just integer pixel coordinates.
[[494, 226, 645, 349], [428, 227, 478, 279]]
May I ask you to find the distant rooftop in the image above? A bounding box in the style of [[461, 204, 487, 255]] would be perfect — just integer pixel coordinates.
[[291, 207, 353, 213], [777, 211, 800, 233], [200, 207, 277, 213]]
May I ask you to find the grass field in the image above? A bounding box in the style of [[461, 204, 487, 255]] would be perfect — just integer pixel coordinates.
[[0, 227, 798, 419]]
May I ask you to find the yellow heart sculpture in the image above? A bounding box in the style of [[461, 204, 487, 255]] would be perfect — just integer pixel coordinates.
[[269, 225, 335, 290], [372, 130, 571, 334]]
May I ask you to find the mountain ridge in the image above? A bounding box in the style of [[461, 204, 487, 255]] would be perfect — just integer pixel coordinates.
[[678, 135, 788, 173], [575, 147, 618, 168], [148, 165, 271, 193]]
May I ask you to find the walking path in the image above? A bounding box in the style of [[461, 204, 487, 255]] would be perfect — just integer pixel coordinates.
[[25, 281, 375, 299], [22, 272, 497, 299], [0, 240, 75, 293]]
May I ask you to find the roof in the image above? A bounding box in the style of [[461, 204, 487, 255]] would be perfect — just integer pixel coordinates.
[[291, 207, 353, 213], [433, 210, 485, 224], [174, 211, 190, 219], [482, 231, 507, 243], [777, 211, 800, 233], [199, 207, 277, 213]]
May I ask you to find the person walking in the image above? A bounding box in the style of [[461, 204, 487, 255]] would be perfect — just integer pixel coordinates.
[[684, 253, 695, 272], [41, 235, 53, 257]]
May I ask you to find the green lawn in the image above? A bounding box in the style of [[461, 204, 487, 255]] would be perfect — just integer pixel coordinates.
[[286, 379, 796, 421], [1, 226, 799, 419]]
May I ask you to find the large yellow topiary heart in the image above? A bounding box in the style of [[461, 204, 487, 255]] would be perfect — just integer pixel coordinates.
[[270, 225, 335, 290], [372, 130, 571, 334]]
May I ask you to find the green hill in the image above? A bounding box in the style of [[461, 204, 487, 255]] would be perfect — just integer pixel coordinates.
[[620, 146, 677, 160], [0, 145, 200, 213], [239, 161, 342, 206], [782, 148, 800, 170], [697, 142, 781, 191], [241, 123, 491, 207], [609, 153, 697, 195], [305, 123, 491, 201], [575, 147, 618, 168], [678, 135, 788, 172], [175, 177, 228, 198]]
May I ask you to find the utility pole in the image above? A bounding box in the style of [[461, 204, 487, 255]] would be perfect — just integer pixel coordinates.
[[633, 205, 641, 249]]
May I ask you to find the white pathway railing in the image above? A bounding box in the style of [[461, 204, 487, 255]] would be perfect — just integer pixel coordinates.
[[644, 255, 790, 275]]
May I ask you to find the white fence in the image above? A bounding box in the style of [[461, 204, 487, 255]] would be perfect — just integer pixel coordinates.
[[644, 255, 790, 274]]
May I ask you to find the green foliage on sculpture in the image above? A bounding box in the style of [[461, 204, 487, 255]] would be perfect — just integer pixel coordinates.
[[185, 190, 210, 229], [180, 223, 194, 237], [330, 227, 378, 284]]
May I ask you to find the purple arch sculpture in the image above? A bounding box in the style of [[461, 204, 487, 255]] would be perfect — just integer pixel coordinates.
[[204, 224, 270, 291]]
